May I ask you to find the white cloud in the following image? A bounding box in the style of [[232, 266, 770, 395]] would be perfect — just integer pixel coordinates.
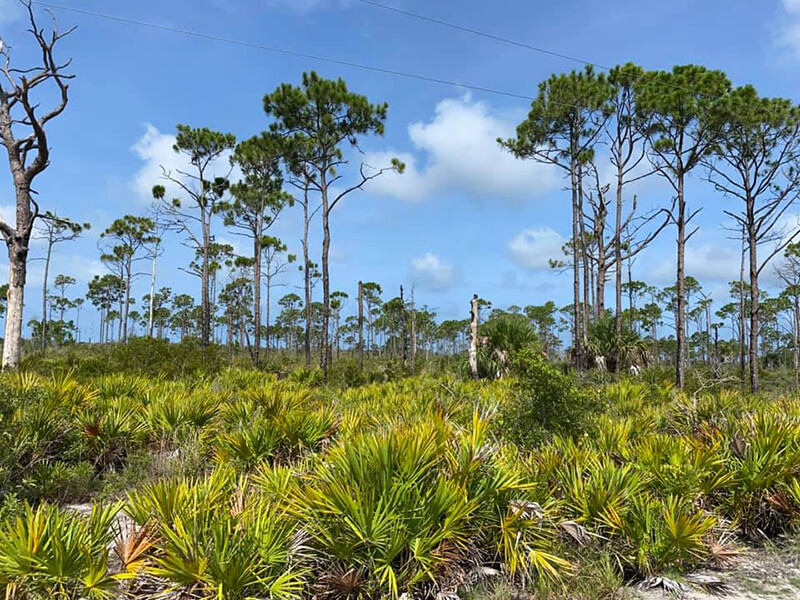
[[130, 123, 235, 204], [777, 0, 800, 55], [647, 241, 742, 286], [409, 252, 458, 292], [366, 96, 556, 202], [508, 227, 565, 270]]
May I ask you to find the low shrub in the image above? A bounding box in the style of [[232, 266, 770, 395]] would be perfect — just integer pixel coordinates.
[[498, 351, 603, 447]]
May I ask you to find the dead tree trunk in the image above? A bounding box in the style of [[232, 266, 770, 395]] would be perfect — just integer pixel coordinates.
[[469, 294, 479, 379], [0, 4, 74, 369]]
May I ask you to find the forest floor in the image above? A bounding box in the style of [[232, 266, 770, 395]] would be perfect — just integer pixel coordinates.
[[630, 541, 800, 599]]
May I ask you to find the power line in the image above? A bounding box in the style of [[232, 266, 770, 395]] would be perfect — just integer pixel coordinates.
[[356, 0, 731, 101], [356, 0, 610, 71], [31, 1, 536, 101]]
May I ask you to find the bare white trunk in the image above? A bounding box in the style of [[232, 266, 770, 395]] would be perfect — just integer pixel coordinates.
[[2, 252, 25, 369], [469, 294, 479, 379]]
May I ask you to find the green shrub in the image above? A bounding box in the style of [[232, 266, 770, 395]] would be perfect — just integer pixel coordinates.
[[499, 351, 602, 447]]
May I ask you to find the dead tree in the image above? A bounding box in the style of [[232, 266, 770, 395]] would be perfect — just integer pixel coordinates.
[[582, 163, 671, 317], [0, 2, 75, 369], [469, 294, 479, 379]]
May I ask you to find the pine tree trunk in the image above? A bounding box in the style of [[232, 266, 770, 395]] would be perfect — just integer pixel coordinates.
[[302, 194, 312, 370], [148, 248, 157, 338], [410, 287, 417, 373], [738, 240, 746, 385], [265, 275, 271, 357], [201, 212, 211, 348], [794, 294, 799, 390], [615, 171, 623, 336], [41, 241, 52, 350], [747, 203, 760, 393], [320, 179, 331, 382], [358, 281, 364, 372], [578, 176, 590, 350], [253, 227, 262, 366], [675, 174, 687, 390], [570, 164, 582, 367], [705, 302, 711, 366], [123, 266, 132, 344]]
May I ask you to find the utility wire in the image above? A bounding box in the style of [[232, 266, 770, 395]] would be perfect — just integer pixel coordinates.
[[31, 1, 536, 101], [356, 0, 610, 71], [356, 0, 729, 100]]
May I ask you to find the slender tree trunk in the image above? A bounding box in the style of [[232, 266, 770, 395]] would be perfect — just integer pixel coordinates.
[[615, 171, 623, 336], [652, 318, 658, 360], [117, 296, 123, 342], [705, 302, 711, 366], [148, 245, 157, 338], [302, 194, 312, 370], [265, 275, 271, 358], [410, 286, 417, 372], [320, 178, 331, 382], [738, 237, 746, 385], [675, 174, 687, 390], [201, 212, 211, 348], [570, 165, 582, 367], [578, 177, 590, 349], [226, 311, 233, 360], [41, 240, 52, 350], [747, 203, 760, 393], [122, 266, 132, 344], [469, 294, 479, 379], [358, 281, 364, 372], [794, 294, 799, 390], [253, 226, 262, 366]]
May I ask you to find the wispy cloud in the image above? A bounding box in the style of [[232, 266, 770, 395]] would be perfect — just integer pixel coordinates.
[[777, 0, 800, 56], [508, 227, 565, 270], [409, 252, 459, 292]]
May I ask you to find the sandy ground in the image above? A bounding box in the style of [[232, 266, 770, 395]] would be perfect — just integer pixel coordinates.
[[630, 544, 800, 600]]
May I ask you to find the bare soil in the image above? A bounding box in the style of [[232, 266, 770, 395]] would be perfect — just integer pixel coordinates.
[[630, 544, 800, 600]]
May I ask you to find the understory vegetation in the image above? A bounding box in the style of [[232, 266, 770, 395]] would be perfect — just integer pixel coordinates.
[[0, 347, 799, 599]]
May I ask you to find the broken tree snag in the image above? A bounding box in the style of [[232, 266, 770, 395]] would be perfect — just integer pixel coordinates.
[[469, 294, 479, 379], [358, 280, 364, 372], [0, 3, 76, 370]]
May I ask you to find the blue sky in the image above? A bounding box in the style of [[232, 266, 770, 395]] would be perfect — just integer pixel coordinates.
[[2, 0, 800, 341]]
